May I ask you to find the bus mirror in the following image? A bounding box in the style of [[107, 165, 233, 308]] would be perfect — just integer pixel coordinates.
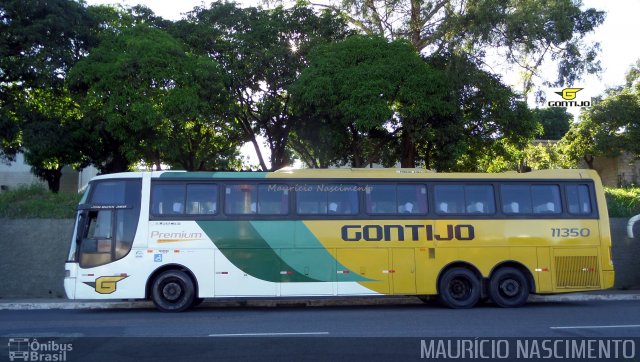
[[627, 214, 640, 238]]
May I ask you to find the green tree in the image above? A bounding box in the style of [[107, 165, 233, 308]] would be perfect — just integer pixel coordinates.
[[533, 107, 573, 140], [67, 25, 243, 172], [559, 62, 640, 169], [0, 0, 94, 164], [175, 3, 351, 170], [428, 54, 539, 171], [315, 0, 604, 93], [290, 36, 451, 168], [19, 89, 84, 192]]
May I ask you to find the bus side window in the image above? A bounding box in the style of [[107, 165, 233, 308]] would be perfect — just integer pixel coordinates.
[[464, 185, 495, 214], [297, 184, 325, 215], [566, 184, 592, 214], [257, 184, 288, 215], [225, 185, 257, 214], [152, 184, 186, 215], [532, 185, 561, 214], [397, 185, 427, 214], [186, 184, 218, 215], [467, 201, 485, 213], [434, 185, 464, 214], [366, 184, 395, 214], [505, 202, 520, 214], [501, 185, 532, 214], [327, 184, 358, 215], [438, 202, 449, 213]]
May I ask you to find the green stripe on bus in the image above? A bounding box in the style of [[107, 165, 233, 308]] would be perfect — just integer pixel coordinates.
[[250, 221, 370, 282], [197, 221, 320, 283], [159, 172, 268, 179]]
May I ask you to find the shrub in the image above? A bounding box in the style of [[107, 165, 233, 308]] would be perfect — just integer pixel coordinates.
[[0, 184, 80, 218], [605, 187, 640, 218]]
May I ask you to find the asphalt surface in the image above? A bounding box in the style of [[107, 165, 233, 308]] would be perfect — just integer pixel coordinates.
[[2, 293, 639, 362], [1, 289, 639, 310]]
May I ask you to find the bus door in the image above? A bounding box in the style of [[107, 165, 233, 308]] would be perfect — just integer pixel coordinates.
[[391, 248, 416, 294]]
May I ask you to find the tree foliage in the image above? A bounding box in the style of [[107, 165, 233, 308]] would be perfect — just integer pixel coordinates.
[[533, 107, 572, 140], [429, 53, 539, 171], [20, 88, 84, 192], [291, 36, 538, 170], [174, 2, 351, 170], [560, 61, 640, 169], [316, 0, 605, 93], [67, 25, 242, 172], [291, 36, 451, 168], [0, 0, 94, 163]]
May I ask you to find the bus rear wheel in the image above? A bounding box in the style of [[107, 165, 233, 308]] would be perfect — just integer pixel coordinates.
[[438, 267, 481, 309], [151, 270, 195, 312], [489, 267, 529, 308]]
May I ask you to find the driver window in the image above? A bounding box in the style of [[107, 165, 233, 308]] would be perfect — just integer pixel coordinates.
[[80, 210, 114, 268], [88, 210, 112, 239]]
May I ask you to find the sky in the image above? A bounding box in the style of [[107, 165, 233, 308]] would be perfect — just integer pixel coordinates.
[[83, 0, 640, 167]]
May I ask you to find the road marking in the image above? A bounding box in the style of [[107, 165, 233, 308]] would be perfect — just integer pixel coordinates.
[[208, 332, 330, 337], [551, 325, 640, 330]]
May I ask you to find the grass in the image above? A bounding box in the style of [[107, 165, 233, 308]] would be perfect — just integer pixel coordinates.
[[0, 184, 81, 219], [605, 187, 640, 218], [0, 184, 639, 219]]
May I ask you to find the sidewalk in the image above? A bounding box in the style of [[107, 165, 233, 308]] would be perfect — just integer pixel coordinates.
[[1, 290, 639, 310]]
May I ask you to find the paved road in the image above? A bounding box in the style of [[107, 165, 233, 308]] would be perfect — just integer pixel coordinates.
[[1, 301, 639, 361], [1, 300, 639, 338]]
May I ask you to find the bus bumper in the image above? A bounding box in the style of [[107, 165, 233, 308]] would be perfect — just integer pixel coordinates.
[[602, 270, 615, 289], [64, 263, 77, 300]]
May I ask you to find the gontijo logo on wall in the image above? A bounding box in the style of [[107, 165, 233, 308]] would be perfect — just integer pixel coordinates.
[[548, 87, 591, 107]]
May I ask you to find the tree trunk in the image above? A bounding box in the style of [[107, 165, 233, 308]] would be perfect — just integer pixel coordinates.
[[583, 155, 594, 169], [400, 129, 416, 168]]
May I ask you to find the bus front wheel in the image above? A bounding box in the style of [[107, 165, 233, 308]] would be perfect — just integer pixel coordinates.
[[489, 267, 529, 308], [438, 267, 481, 309], [151, 270, 195, 312]]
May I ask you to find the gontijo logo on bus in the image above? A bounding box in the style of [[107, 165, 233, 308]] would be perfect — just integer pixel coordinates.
[[342, 224, 475, 242], [150, 230, 204, 243]]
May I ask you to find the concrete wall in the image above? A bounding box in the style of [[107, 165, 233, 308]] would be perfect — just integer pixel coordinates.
[[0, 219, 74, 298], [0, 218, 638, 299]]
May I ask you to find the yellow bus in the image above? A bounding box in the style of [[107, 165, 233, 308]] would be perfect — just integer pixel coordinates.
[[64, 168, 614, 311]]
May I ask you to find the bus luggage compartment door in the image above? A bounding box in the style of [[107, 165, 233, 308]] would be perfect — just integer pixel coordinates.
[[336, 248, 390, 295]]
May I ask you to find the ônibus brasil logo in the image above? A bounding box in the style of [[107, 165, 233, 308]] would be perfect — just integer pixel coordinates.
[[547, 87, 591, 107], [7, 338, 72, 361]]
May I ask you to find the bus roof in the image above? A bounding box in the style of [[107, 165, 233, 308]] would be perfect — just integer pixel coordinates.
[[90, 168, 601, 181]]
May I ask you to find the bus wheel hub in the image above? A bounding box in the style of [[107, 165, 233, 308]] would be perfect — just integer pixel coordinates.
[[500, 280, 519, 297], [163, 282, 182, 301]]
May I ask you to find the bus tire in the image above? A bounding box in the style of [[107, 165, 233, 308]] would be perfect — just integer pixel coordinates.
[[489, 267, 529, 308], [151, 270, 195, 312], [438, 267, 481, 309]]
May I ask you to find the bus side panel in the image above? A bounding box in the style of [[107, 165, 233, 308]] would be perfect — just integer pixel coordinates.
[[279, 248, 336, 296], [536, 247, 553, 293], [551, 247, 602, 291], [73, 256, 146, 299], [336, 248, 389, 295], [213, 249, 278, 296]]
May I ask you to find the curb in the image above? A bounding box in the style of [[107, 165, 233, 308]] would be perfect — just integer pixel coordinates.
[[1, 292, 639, 310]]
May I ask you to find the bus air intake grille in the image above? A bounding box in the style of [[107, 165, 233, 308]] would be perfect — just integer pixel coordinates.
[[554, 256, 600, 288]]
